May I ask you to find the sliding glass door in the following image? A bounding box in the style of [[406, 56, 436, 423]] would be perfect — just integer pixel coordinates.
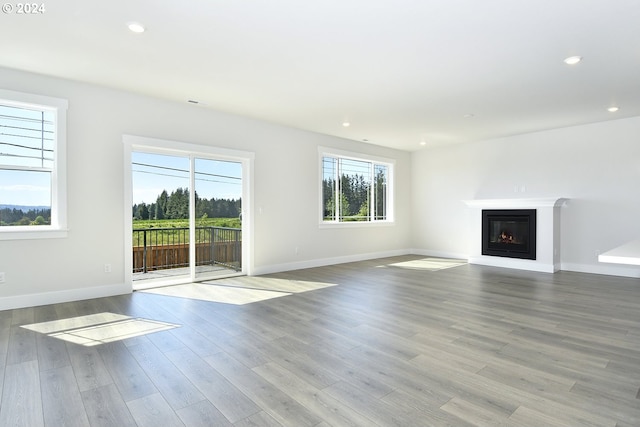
[[193, 157, 242, 282], [130, 148, 244, 289]]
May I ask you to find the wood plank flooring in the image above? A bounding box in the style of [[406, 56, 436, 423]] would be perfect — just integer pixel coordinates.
[[1, 255, 640, 426]]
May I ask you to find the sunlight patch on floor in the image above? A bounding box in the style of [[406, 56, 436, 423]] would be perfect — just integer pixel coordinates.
[[381, 257, 467, 271], [21, 312, 180, 346], [140, 277, 337, 305]]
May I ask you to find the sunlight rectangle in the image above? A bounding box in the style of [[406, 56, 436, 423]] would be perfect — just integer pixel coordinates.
[[142, 282, 292, 305], [140, 277, 338, 305], [381, 257, 467, 271], [21, 312, 180, 346]]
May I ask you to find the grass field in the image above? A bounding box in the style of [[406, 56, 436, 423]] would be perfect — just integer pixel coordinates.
[[133, 217, 241, 229]]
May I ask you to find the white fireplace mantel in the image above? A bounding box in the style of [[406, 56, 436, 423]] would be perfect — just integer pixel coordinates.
[[463, 198, 569, 273], [463, 198, 568, 209]]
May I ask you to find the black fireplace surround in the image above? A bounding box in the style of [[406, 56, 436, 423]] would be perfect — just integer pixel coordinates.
[[482, 209, 536, 260]]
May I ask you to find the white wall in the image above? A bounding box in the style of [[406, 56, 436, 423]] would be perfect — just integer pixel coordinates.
[[0, 67, 412, 309], [412, 116, 640, 278], [3, 64, 636, 311]]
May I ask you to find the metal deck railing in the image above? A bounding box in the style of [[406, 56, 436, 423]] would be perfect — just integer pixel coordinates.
[[132, 226, 241, 273]]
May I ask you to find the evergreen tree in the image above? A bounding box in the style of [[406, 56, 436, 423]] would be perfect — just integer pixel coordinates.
[[135, 203, 149, 220], [132, 188, 242, 220], [166, 187, 189, 219], [374, 167, 387, 220], [155, 190, 168, 219], [322, 178, 335, 219], [357, 199, 369, 219]]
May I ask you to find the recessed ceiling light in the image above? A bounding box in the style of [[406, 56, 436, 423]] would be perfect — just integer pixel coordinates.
[[420, 141, 427, 146], [342, 121, 350, 127], [564, 56, 582, 65], [127, 22, 145, 33], [608, 106, 619, 112]]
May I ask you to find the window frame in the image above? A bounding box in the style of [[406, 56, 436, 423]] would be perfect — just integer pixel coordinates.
[[318, 146, 394, 228], [0, 89, 68, 240]]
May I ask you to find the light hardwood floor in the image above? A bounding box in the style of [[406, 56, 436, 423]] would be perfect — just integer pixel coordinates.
[[1, 255, 639, 426]]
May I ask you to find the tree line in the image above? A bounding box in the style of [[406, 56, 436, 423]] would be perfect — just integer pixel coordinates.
[[0, 207, 51, 226], [133, 188, 241, 220], [322, 170, 386, 220]]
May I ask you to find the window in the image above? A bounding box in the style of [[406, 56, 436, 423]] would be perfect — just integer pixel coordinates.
[[0, 89, 68, 239], [320, 147, 393, 224]]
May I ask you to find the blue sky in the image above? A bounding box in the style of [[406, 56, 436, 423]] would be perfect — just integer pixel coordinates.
[[0, 169, 51, 207], [0, 104, 54, 207], [0, 151, 242, 208], [132, 151, 242, 205]]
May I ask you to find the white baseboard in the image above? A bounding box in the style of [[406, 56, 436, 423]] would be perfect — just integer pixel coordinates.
[[3, 257, 635, 312], [0, 282, 132, 311], [410, 248, 640, 278], [252, 249, 412, 275], [561, 262, 640, 278]]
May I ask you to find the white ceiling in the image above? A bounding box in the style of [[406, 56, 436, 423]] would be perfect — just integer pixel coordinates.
[[1, 0, 639, 151]]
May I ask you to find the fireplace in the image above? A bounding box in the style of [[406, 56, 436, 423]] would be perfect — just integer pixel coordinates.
[[482, 209, 536, 260], [465, 198, 566, 272]]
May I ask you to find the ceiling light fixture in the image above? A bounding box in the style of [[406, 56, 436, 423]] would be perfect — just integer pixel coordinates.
[[342, 121, 350, 127], [607, 106, 619, 112], [563, 55, 582, 65], [420, 140, 427, 146], [127, 22, 146, 33]]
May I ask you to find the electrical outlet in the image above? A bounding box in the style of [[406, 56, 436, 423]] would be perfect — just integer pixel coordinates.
[[0, 272, 5, 283], [104, 264, 112, 273]]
